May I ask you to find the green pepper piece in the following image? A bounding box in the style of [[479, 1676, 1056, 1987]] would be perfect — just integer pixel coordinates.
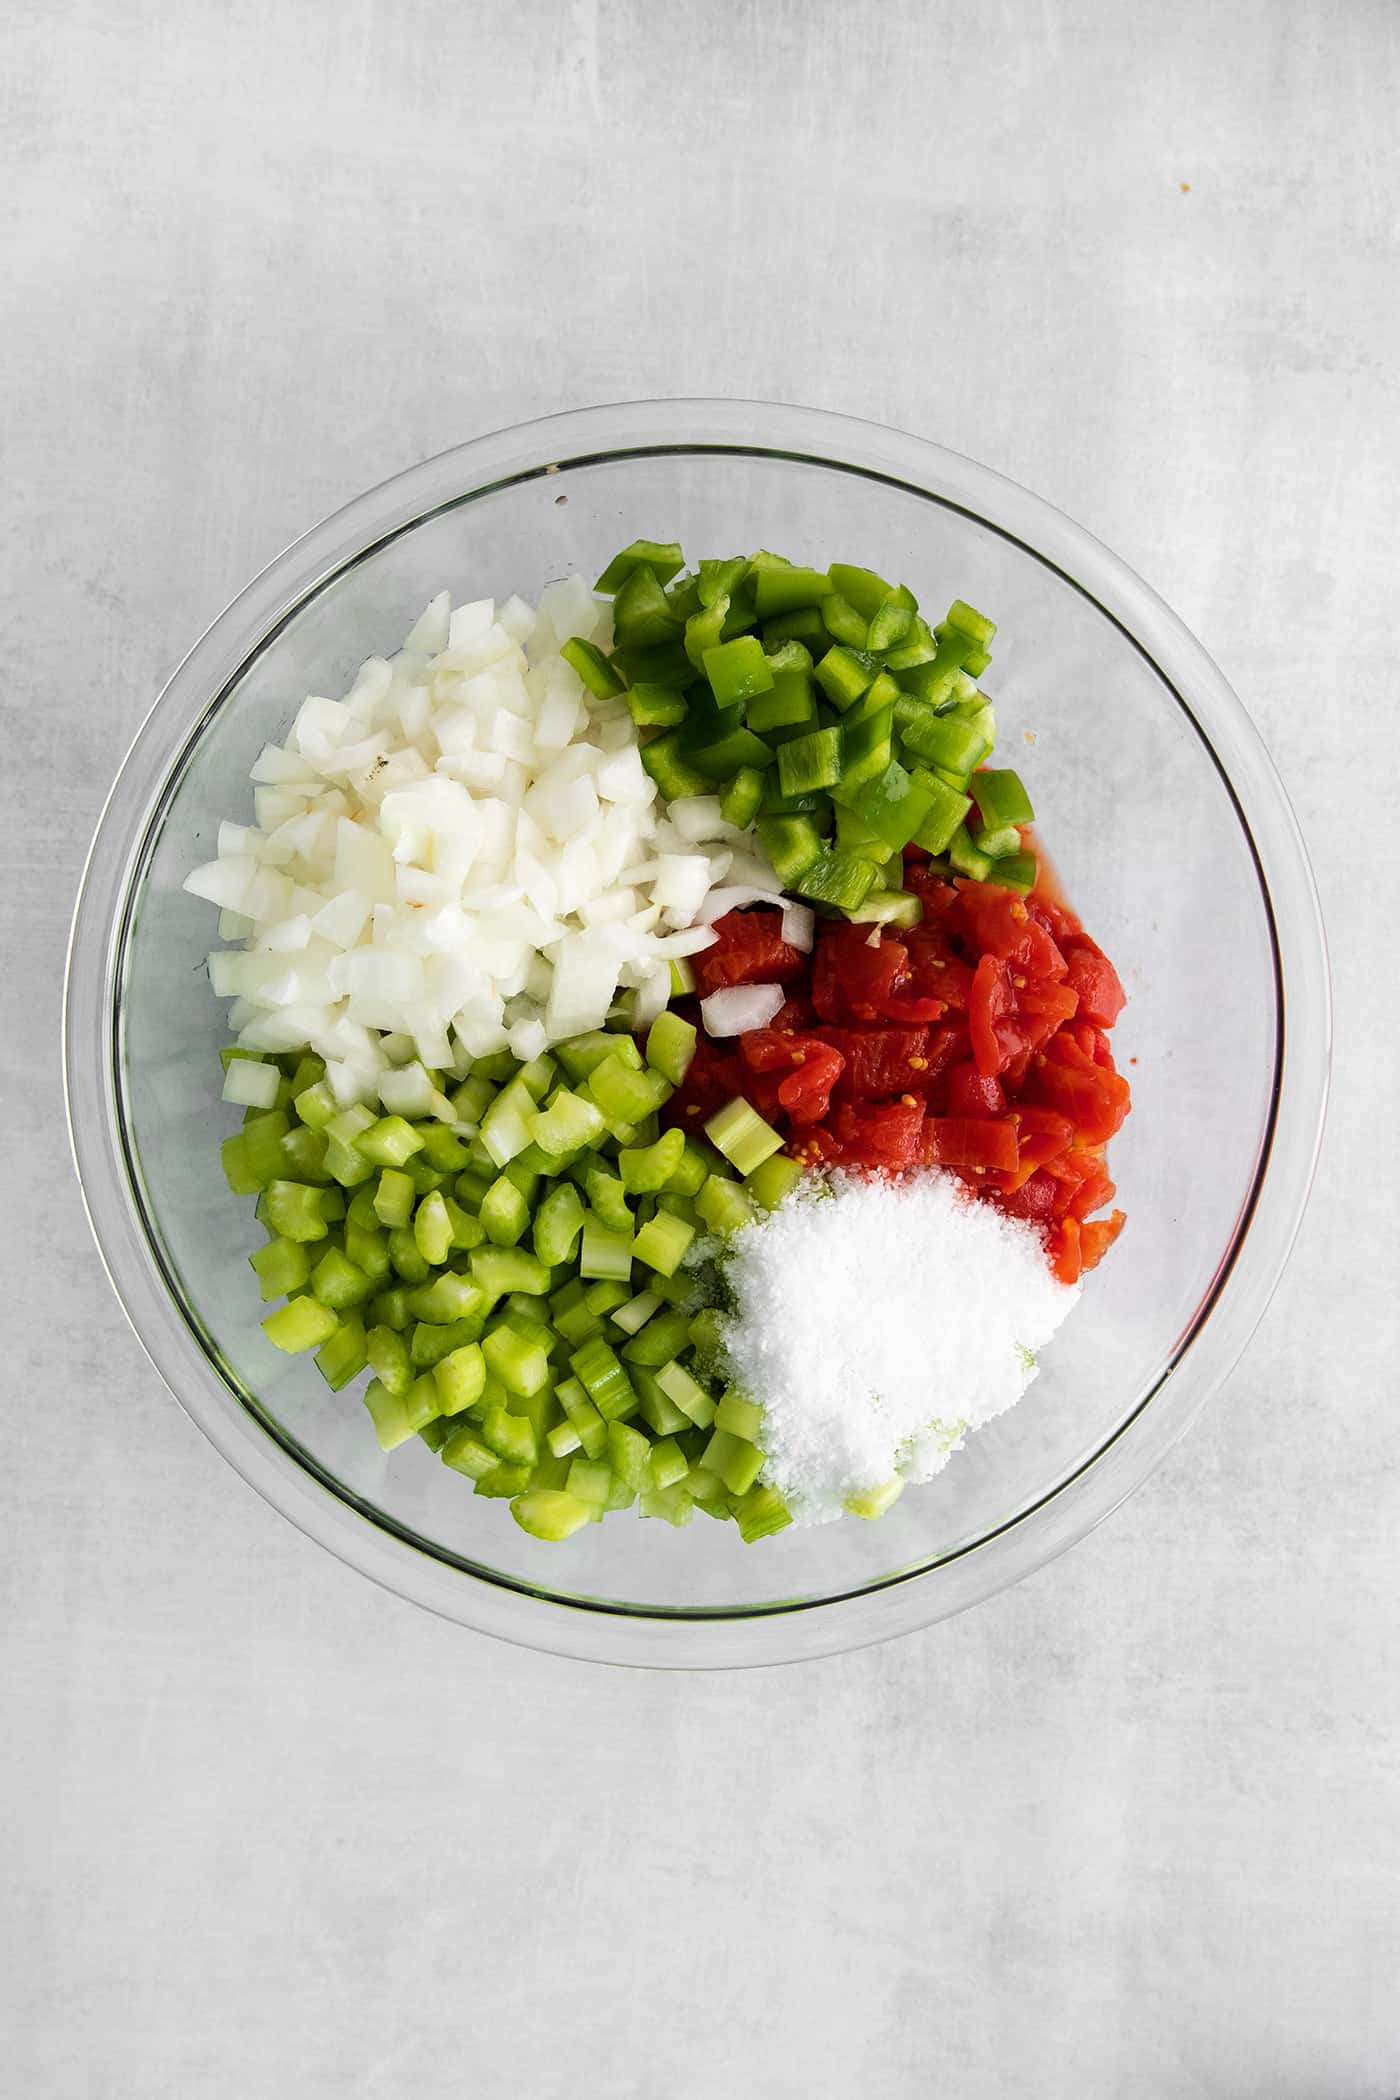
[[609, 638, 693, 687], [685, 719, 776, 781], [625, 682, 688, 729], [697, 556, 749, 607], [761, 605, 830, 652], [843, 759, 939, 852], [641, 729, 711, 801], [838, 703, 893, 793], [611, 564, 680, 649], [985, 847, 1037, 893], [947, 823, 995, 880], [749, 555, 833, 618], [777, 726, 843, 797], [909, 772, 973, 856], [970, 767, 1035, 831], [560, 636, 625, 700], [814, 645, 878, 711], [943, 597, 997, 647], [899, 707, 991, 778], [719, 764, 766, 829], [820, 593, 871, 649], [756, 813, 826, 885], [684, 593, 730, 669], [827, 562, 897, 619], [794, 849, 879, 913], [702, 635, 774, 708], [594, 539, 685, 593]]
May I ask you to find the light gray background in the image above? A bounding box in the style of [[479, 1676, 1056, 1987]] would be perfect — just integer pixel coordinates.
[[4, 1, 1397, 2094]]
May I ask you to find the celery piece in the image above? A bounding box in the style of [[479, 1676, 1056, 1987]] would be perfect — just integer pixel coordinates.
[[326, 1104, 375, 1148], [620, 1307, 693, 1368], [532, 1181, 585, 1267], [411, 1316, 485, 1370], [419, 1123, 470, 1172], [556, 1029, 643, 1083], [442, 1195, 485, 1252], [580, 1216, 633, 1283], [242, 1110, 292, 1187], [264, 1180, 332, 1244], [450, 1074, 496, 1125], [480, 1077, 536, 1168], [566, 1456, 612, 1507], [619, 1133, 684, 1200], [310, 1246, 372, 1311], [654, 1358, 718, 1429], [642, 1013, 697, 1090], [700, 1427, 764, 1497], [610, 1289, 661, 1337], [584, 1279, 631, 1317], [633, 1370, 692, 1437], [663, 1138, 715, 1200], [510, 1489, 594, 1541], [716, 1389, 763, 1441], [292, 1079, 338, 1131], [404, 1157, 446, 1197], [220, 1130, 260, 1196], [418, 1418, 449, 1454], [647, 1437, 690, 1490], [607, 1420, 652, 1494], [474, 1462, 532, 1500], [481, 1400, 538, 1469], [369, 1286, 412, 1331], [845, 1476, 906, 1520], [584, 1164, 634, 1234], [401, 1373, 442, 1435], [547, 1418, 582, 1459], [323, 1135, 377, 1188], [744, 1154, 804, 1210], [356, 1116, 424, 1169], [516, 1052, 559, 1103], [556, 1377, 608, 1459], [470, 1246, 551, 1305], [263, 1296, 338, 1354], [454, 1166, 493, 1212], [344, 1219, 391, 1285], [735, 1483, 793, 1543], [434, 1342, 487, 1417], [366, 1324, 413, 1398], [316, 1313, 368, 1391], [639, 1484, 695, 1526], [387, 1226, 430, 1284], [363, 1377, 414, 1451], [373, 1168, 415, 1231], [482, 1328, 549, 1400], [695, 1174, 757, 1236], [248, 1235, 311, 1301], [440, 1427, 499, 1480], [411, 1190, 452, 1266], [531, 1087, 607, 1159], [586, 1056, 670, 1126], [669, 957, 697, 998], [570, 1337, 638, 1422], [552, 1293, 602, 1348], [480, 1174, 529, 1248], [632, 1210, 694, 1277], [529, 1450, 572, 1493], [408, 1272, 484, 1325]]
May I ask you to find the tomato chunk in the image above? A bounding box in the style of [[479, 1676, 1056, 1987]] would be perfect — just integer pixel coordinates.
[[1031, 1033, 1131, 1144], [921, 1116, 1019, 1173], [832, 1098, 925, 1170], [817, 1025, 931, 1100], [945, 1061, 1008, 1118], [693, 908, 807, 999], [1063, 941, 1126, 1029]]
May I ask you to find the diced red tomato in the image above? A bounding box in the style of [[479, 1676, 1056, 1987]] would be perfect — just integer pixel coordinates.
[[995, 1169, 1060, 1222], [692, 908, 807, 999], [921, 1116, 1019, 1173], [956, 880, 1067, 980], [945, 1061, 1008, 1118], [816, 1025, 931, 1100], [1048, 1215, 1083, 1285], [1030, 1033, 1131, 1144], [969, 955, 1022, 1078], [832, 1097, 925, 1170], [1080, 1210, 1126, 1270], [904, 926, 975, 1011], [1063, 941, 1125, 1028]]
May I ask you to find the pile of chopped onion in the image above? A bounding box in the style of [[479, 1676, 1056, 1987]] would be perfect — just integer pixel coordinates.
[[184, 580, 780, 1106]]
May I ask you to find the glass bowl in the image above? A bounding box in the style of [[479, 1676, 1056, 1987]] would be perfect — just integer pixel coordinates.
[[64, 399, 1330, 1668]]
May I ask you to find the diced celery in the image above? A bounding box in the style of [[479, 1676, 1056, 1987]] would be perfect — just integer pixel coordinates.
[[410, 1189, 451, 1266], [373, 1168, 415, 1230], [704, 1098, 782, 1177], [744, 1154, 804, 1210], [620, 1307, 694, 1368], [356, 1116, 424, 1168], [263, 1296, 339, 1353], [546, 1418, 582, 1459], [532, 1181, 585, 1267], [584, 1164, 634, 1233], [366, 1324, 413, 1397], [570, 1338, 638, 1423], [440, 1426, 499, 1479], [480, 1078, 536, 1167], [606, 1420, 652, 1494], [735, 1483, 793, 1542], [364, 1377, 415, 1451], [410, 1316, 484, 1369], [632, 1368, 692, 1436], [566, 1456, 612, 1506], [292, 1078, 338, 1130], [583, 1279, 630, 1316], [556, 1377, 608, 1459], [479, 1173, 530, 1247], [310, 1245, 372, 1311], [586, 1057, 670, 1126], [387, 1227, 430, 1284], [481, 1400, 539, 1468], [618, 1127, 685, 1194], [647, 1437, 690, 1490], [845, 1476, 906, 1520], [263, 1180, 331, 1243], [531, 1087, 607, 1158], [248, 1235, 311, 1301], [610, 1289, 661, 1337], [556, 1030, 643, 1083], [632, 1210, 694, 1277], [316, 1313, 367, 1391], [474, 1462, 532, 1499], [408, 1272, 484, 1325], [482, 1327, 550, 1399], [701, 1427, 765, 1497], [442, 1195, 485, 1252], [580, 1216, 633, 1282], [369, 1286, 412, 1331], [716, 1389, 763, 1441], [639, 1484, 694, 1526], [510, 1489, 593, 1541], [695, 1174, 757, 1236], [434, 1342, 487, 1417], [655, 1358, 718, 1429], [470, 1246, 551, 1305]]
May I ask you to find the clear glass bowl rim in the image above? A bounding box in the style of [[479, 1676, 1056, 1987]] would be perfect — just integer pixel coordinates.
[[63, 397, 1331, 1669]]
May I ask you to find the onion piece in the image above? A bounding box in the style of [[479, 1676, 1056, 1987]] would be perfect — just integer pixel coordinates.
[[691, 883, 786, 925], [700, 984, 786, 1038], [781, 902, 815, 952]]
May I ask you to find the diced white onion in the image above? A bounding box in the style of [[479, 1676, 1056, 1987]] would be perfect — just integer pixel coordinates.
[[781, 902, 816, 952], [700, 984, 786, 1037]]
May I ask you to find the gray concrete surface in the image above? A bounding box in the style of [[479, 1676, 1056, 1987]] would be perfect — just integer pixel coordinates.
[[3, 1, 1398, 2093]]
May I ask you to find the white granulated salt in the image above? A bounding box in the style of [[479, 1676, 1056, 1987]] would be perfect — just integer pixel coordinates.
[[719, 1169, 1079, 1525]]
